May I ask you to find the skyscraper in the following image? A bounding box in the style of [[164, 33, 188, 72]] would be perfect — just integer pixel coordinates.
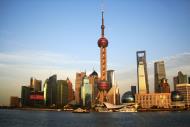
[[107, 70, 115, 90], [97, 11, 110, 104], [81, 75, 92, 108], [44, 75, 57, 106], [136, 51, 149, 94], [67, 78, 74, 103], [154, 61, 166, 93], [56, 80, 68, 107], [75, 72, 86, 104]]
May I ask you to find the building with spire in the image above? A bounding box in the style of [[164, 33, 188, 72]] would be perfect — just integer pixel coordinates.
[[97, 11, 110, 104]]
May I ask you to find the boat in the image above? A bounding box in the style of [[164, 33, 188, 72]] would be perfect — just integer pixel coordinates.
[[72, 108, 90, 113], [118, 107, 137, 112]]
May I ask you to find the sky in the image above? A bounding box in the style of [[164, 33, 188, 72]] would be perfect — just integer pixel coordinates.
[[0, 0, 190, 106]]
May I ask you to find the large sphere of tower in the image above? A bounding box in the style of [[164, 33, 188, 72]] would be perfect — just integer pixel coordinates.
[[98, 37, 108, 47], [98, 80, 109, 91]]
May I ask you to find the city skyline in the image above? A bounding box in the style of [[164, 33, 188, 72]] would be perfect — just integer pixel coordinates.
[[1, 0, 190, 105]]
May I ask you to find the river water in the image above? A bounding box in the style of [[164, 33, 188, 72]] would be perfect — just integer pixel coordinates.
[[0, 109, 190, 127]]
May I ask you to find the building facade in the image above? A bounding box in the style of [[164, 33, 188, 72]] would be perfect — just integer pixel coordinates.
[[75, 72, 86, 104], [21, 86, 31, 107], [135, 93, 171, 109], [154, 61, 166, 93], [44, 75, 57, 106], [30, 91, 44, 107], [176, 84, 190, 107], [107, 85, 120, 105], [136, 51, 149, 94]]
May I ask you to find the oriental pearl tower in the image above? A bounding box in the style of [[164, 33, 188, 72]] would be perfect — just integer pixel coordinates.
[[97, 11, 109, 104]]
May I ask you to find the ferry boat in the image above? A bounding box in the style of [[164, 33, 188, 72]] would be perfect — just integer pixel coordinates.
[[72, 108, 90, 113]]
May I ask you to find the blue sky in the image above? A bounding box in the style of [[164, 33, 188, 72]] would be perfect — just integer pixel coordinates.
[[0, 0, 190, 105]]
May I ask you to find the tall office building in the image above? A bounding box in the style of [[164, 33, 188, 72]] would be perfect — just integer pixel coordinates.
[[67, 78, 74, 102], [89, 70, 99, 107], [107, 70, 115, 90], [75, 72, 86, 104], [97, 11, 110, 104], [44, 75, 57, 106], [136, 51, 149, 94], [154, 61, 166, 93], [173, 71, 190, 90], [21, 86, 31, 107], [30, 77, 42, 92], [56, 80, 68, 107], [81, 75, 92, 108]]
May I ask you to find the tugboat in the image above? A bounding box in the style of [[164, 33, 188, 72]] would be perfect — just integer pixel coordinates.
[[72, 108, 90, 113]]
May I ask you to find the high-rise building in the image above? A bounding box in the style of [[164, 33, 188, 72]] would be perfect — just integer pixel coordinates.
[[56, 80, 68, 107], [75, 72, 86, 104], [173, 71, 190, 90], [21, 86, 31, 107], [81, 75, 92, 108], [44, 75, 57, 106], [107, 70, 115, 90], [154, 61, 166, 93], [67, 78, 74, 103], [10, 96, 20, 108], [107, 85, 120, 105], [97, 11, 110, 104], [30, 77, 42, 92], [159, 78, 170, 93], [131, 85, 137, 96], [89, 70, 99, 107], [136, 51, 149, 94], [176, 84, 190, 107]]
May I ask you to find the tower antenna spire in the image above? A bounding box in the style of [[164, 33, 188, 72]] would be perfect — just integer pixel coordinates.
[[101, 0, 105, 37]]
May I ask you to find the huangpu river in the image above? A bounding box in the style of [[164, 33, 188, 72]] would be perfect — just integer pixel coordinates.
[[0, 109, 190, 127]]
